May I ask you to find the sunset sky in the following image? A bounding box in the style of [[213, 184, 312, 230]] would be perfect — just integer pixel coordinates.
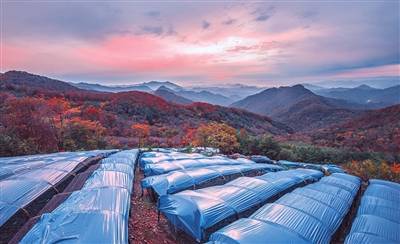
[[1, 1, 399, 86]]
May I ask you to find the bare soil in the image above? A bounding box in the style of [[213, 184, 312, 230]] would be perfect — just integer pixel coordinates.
[[129, 170, 176, 244]]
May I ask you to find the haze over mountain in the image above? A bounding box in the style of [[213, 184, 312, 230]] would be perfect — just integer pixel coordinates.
[[154, 86, 193, 105], [71, 80, 181, 93], [72, 82, 153, 93], [311, 85, 400, 108], [187, 84, 265, 101], [308, 77, 400, 89], [231, 85, 365, 131], [71, 79, 237, 106]]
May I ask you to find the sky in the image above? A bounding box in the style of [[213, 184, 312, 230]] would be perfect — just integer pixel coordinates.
[[1, 1, 399, 86]]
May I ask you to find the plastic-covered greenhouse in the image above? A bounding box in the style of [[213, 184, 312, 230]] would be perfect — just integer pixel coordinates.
[[278, 160, 345, 174], [345, 179, 400, 244], [19, 149, 139, 243], [0, 150, 115, 226], [139, 152, 207, 169], [144, 156, 255, 176], [0, 150, 113, 180], [141, 163, 283, 197], [209, 173, 361, 243], [158, 169, 323, 242]]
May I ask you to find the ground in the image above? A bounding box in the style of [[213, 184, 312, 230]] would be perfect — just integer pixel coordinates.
[[129, 169, 176, 244]]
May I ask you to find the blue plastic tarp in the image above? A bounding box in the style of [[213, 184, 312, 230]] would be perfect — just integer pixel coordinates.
[[144, 157, 255, 176], [209, 173, 360, 244], [0, 179, 51, 226], [20, 149, 138, 243], [345, 179, 400, 244], [141, 164, 283, 196], [53, 187, 131, 216], [0, 150, 117, 227], [139, 152, 206, 169], [159, 169, 323, 241], [277, 160, 345, 174], [209, 218, 310, 244], [20, 212, 128, 243], [249, 155, 274, 164]]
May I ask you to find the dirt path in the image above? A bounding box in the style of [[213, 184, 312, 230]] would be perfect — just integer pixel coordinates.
[[129, 170, 176, 244]]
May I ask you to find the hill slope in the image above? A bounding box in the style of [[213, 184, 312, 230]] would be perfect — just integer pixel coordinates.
[[308, 105, 400, 154], [231, 85, 363, 131], [0, 71, 291, 137], [1, 70, 81, 92]]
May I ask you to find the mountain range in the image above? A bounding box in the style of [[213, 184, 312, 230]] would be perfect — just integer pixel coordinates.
[[231, 85, 366, 131], [71, 80, 235, 106], [1, 70, 399, 154], [0, 71, 290, 136], [310, 84, 400, 108]]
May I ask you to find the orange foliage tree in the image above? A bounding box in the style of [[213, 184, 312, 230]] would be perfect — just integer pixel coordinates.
[[62, 117, 106, 150], [131, 123, 150, 148], [344, 160, 400, 182], [192, 122, 239, 154]]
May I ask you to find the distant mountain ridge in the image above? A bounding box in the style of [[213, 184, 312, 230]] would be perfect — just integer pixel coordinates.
[[0, 70, 291, 136], [231, 84, 364, 131], [71, 80, 236, 106], [312, 84, 400, 108], [72, 82, 153, 93], [154, 86, 193, 105]]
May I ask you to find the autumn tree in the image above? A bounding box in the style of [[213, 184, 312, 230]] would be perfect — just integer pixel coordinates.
[[131, 123, 150, 148], [193, 123, 239, 154], [0, 97, 59, 155], [62, 118, 106, 150], [47, 97, 71, 148]]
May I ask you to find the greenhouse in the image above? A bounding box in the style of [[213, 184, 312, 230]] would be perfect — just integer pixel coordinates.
[[141, 163, 283, 197], [209, 173, 361, 243], [277, 160, 345, 174], [144, 156, 255, 176], [158, 169, 323, 242], [0, 150, 116, 243], [345, 179, 400, 244], [19, 149, 139, 243], [139, 152, 207, 169]]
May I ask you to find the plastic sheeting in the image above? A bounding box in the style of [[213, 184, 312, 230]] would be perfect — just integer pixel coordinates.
[[21, 212, 128, 243], [20, 149, 139, 244], [250, 155, 274, 164], [345, 179, 400, 244], [159, 169, 323, 241], [209, 173, 361, 244], [0, 150, 115, 227], [0, 179, 51, 226], [139, 152, 207, 169], [277, 160, 345, 174], [0, 149, 116, 180], [141, 164, 283, 196], [144, 156, 255, 176]]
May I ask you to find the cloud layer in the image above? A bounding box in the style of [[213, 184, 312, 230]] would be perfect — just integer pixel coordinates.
[[2, 1, 399, 86]]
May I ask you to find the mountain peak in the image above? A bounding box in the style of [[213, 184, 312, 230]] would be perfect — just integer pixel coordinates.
[[156, 85, 174, 92], [142, 81, 182, 91], [355, 84, 374, 90], [1, 70, 81, 92]]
